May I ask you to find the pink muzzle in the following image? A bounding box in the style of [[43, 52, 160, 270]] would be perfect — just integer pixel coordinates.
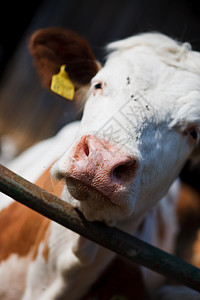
[[65, 135, 137, 204]]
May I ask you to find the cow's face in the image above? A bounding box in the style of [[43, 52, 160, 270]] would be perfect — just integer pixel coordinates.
[[53, 47, 200, 225], [30, 29, 200, 225]]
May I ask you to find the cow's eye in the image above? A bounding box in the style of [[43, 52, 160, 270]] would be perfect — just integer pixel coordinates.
[[189, 129, 198, 140], [92, 81, 103, 95], [184, 127, 200, 144], [94, 83, 102, 90]]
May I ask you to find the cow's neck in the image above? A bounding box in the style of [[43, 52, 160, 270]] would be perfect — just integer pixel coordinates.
[[72, 234, 116, 273], [49, 222, 115, 299], [62, 214, 145, 298]]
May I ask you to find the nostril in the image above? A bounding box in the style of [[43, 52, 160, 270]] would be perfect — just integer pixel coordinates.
[[113, 164, 131, 179], [83, 142, 90, 157], [111, 160, 137, 184]]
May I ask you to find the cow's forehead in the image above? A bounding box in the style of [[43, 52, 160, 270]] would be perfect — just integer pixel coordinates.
[[98, 48, 164, 86], [94, 46, 200, 107]]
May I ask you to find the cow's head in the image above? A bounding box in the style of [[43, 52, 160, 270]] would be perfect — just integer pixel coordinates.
[[30, 28, 200, 226]]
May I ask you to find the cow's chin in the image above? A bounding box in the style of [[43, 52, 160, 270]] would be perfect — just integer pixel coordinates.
[[62, 178, 132, 225]]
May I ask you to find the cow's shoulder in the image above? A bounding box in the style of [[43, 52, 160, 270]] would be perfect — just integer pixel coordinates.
[[0, 201, 50, 263], [0, 162, 65, 264]]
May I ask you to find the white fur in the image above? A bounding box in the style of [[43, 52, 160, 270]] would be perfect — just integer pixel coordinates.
[[0, 254, 31, 300], [1, 33, 200, 299]]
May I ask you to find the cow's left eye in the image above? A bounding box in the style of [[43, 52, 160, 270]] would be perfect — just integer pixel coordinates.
[[184, 127, 200, 144], [189, 129, 198, 140]]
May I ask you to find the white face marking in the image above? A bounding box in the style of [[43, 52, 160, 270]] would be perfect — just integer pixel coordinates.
[[53, 35, 200, 225]]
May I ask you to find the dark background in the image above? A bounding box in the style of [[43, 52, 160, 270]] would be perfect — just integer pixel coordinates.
[[0, 0, 200, 189], [1, 0, 200, 72]]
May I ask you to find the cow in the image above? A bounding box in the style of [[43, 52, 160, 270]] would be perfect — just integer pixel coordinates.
[[0, 27, 200, 299]]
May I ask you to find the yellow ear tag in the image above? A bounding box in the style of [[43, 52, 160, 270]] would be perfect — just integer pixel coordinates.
[[50, 65, 75, 100]]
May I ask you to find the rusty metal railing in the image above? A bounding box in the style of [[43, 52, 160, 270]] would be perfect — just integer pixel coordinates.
[[0, 163, 200, 292]]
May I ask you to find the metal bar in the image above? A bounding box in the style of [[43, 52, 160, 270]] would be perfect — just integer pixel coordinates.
[[0, 163, 200, 292]]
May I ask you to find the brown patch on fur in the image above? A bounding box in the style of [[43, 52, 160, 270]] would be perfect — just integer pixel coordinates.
[[29, 27, 99, 89], [0, 163, 64, 263], [32, 218, 51, 262], [176, 183, 200, 264], [191, 230, 200, 268], [42, 228, 50, 262], [177, 183, 200, 231], [0, 202, 50, 263]]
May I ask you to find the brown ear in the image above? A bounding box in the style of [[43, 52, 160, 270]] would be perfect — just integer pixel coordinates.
[[29, 27, 99, 89]]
